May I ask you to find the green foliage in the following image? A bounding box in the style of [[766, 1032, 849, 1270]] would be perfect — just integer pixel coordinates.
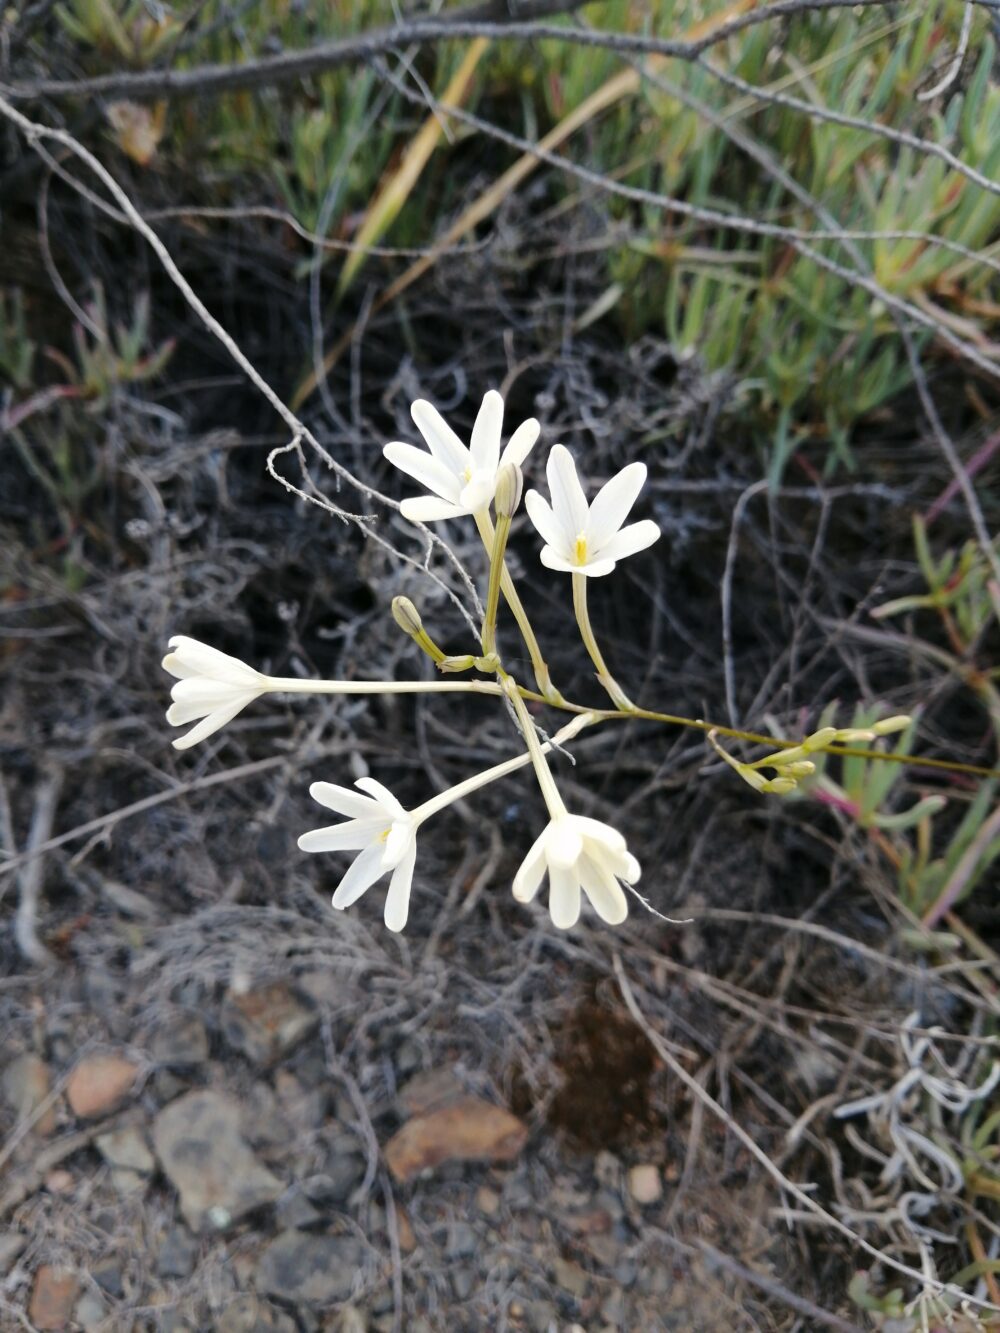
[[0, 289, 36, 391]]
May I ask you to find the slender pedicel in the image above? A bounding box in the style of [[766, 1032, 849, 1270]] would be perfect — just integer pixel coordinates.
[[473, 509, 563, 704], [502, 676, 567, 818], [481, 464, 522, 659], [572, 571, 634, 712]]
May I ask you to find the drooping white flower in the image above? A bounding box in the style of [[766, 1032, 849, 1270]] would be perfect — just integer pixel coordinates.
[[512, 813, 639, 929], [383, 390, 539, 522], [162, 636, 269, 750], [524, 444, 660, 577], [297, 777, 418, 932]]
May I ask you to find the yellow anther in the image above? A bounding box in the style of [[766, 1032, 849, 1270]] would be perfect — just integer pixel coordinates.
[[574, 534, 588, 564]]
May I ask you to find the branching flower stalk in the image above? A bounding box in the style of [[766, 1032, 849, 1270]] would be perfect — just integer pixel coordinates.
[[160, 388, 1000, 931]]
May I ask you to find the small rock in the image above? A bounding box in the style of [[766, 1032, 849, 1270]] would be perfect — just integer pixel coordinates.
[[66, 1054, 139, 1119], [2, 1053, 56, 1135], [216, 1294, 297, 1332], [96, 1125, 155, 1174], [91, 1264, 124, 1298], [157, 1226, 199, 1279], [0, 1232, 27, 1274], [397, 1066, 467, 1116], [29, 1265, 80, 1331], [274, 1069, 324, 1130], [444, 1223, 477, 1259], [221, 983, 317, 1065], [315, 1148, 366, 1204], [452, 1267, 475, 1300], [475, 1186, 500, 1217], [626, 1164, 662, 1205], [384, 1097, 528, 1183], [152, 1015, 210, 1067], [44, 1169, 74, 1194], [275, 1187, 321, 1230], [394, 1205, 416, 1254], [74, 1288, 108, 1331], [153, 1090, 284, 1233], [552, 1256, 589, 1299], [254, 1229, 365, 1305]]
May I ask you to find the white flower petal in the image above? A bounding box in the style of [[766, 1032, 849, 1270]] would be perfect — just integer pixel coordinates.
[[469, 389, 503, 475], [383, 835, 417, 932], [539, 547, 582, 575], [171, 697, 250, 750], [512, 828, 549, 903], [573, 817, 626, 853], [578, 857, 628, 925], [546, 817, 583, 869], [382, 818, 415, 868], [499, 417, 540, 470], [400, 495, 467, 523], [458, 474, 496, 514], [297, 818, 387, 853], [309, 781, 384, 819], [549, 864, 581, 929], [383, 441, 461, 502], [546, 445, 588, 539], [166, 690, 255, 727], [170, 677, 254, 710], [355, 777, 406, 817], [540, 547, 615, 577], [332, 843, 387, 909], [164, 636, 262, 685], [586, 462, 647, 549], [411, 399, 469, 475], [524, 490, 567, 554], [595, 519, 660, 565]]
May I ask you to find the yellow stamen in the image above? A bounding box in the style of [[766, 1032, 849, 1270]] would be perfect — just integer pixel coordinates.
[[574, 533, 588, 565]]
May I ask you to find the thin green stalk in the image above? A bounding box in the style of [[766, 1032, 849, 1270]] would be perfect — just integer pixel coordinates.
[[480, 512, 511, 660], [473, 509, 562, 704], [572, 571, 634, 712], [502, 676, 567, 819]]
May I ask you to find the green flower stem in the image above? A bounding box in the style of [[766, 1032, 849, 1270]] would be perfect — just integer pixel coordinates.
[[572, 572, 634, 712], [502, 676, 568, 819], [473, 509, 562, 704], [262, 680, 1000, 783], [480, 512, 511, 660]]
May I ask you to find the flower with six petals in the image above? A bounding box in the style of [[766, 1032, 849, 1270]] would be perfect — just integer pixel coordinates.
[[512, 813, 639, 929], [383, 390, 539, 522], [162, 635, 269, 750], [298, 778, 418, 933], [525, 444, 660, 577]]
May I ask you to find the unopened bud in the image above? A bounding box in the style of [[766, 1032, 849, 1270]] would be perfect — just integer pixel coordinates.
[[494, 463, 523, 518], [834, 727, 876, 743], [872, 715, 912, 736], [762, 777, 797, 795], [438, 654, 477, 674], [774, 760, 815, 779], [802, 726, 838, 753], [392, 596, 423, 638]]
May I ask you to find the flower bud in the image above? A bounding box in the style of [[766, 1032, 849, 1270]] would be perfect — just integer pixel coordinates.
[[872, 715, 912, 736], [802, 726, 838, 753], [774, 760, 815, 779], [761, 776, 797, 795], [391, 596, 423, 639], [494, 463, 523, 519]]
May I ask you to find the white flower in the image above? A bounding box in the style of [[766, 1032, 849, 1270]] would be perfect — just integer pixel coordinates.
[[524, 444, 660, 577], [298, 778, 418, 932], [383, 390, 539, 522], [512, 813, 639, 929], [162, 636, 269, 750]]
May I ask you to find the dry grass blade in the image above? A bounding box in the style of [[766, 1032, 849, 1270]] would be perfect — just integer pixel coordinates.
[[290, 0, 759, 406], [336, 38, 490, 298]]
